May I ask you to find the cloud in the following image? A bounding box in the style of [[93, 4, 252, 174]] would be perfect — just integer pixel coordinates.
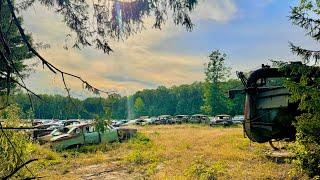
[[20, 1, 210, 96], [20, 0, 300, 98], [193, 0, 237, 22]]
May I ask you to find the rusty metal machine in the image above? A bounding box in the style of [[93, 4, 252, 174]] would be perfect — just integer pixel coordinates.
[[230, 62, 304, 149]]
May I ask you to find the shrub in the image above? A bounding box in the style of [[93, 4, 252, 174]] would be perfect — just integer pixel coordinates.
[[278, 63, 320, 177], [0, 104, 34, 178], [185, 157, 226, 180]]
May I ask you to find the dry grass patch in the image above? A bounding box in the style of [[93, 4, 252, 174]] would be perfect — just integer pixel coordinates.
[[39, 125, 306, 179]]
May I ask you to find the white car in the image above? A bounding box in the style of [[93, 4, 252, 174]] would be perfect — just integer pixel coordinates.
[[232, 115, 244, 124]]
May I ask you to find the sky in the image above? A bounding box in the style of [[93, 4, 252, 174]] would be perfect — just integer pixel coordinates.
[[20, 0, 316, 98]]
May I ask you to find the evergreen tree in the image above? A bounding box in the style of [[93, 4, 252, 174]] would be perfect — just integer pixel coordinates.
[[0, 0, 34, 106], [287, 0, 320, 177]]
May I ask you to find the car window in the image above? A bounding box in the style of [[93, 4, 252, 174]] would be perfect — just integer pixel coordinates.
[[89, 126, 95, 133], [84, 126, 96, 133], [75, 128, 81, 134], [257, 77, 286, 87]]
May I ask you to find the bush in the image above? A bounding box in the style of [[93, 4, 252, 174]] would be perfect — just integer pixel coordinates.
[[124, 133, 156, 165], [291, 114, 320, 177], [279, 63, 320, 177], [185, 157, 226, 180], [0, 104, 34, 178]]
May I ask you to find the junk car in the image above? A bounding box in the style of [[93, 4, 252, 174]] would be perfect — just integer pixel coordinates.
[[232, 115, 244, 124], [210, 114, 233, 126], [155, 115, 173, 125], [173, 115, 189, 124], [50, 123, 136, 151], [189, 114, 209, 124]]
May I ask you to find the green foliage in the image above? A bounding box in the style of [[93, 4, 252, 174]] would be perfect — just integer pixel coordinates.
[[201, 50, 243, 115], [275, 62, 320, 176], [95, 107, 112, 133], [124, 133, 160, 168], [134, 97, 146, 116], [185, 157, 226, 180], [0, 104, 34, 178], [285, 76, 320, 177], [287, 0, 320, 176], [205, 50, 231, 84], [0, 0, 34, 101], [13, 79, 244, 120]]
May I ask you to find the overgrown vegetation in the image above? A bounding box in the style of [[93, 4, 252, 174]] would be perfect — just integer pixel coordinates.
[[32, 125, 306, 179], [284, 0, 320, 177], [184, 156, 226, 180], [0, 104, 34, 178], [201, 50, 244, 115]]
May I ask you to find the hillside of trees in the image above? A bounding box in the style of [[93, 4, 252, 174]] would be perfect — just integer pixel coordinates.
[[11, 80, 244, 120]]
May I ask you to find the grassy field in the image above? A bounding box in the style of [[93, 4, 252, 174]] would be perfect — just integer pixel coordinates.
[[36, 125, 306, 179]]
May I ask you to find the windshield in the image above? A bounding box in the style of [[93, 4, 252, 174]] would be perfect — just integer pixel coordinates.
[[51, 127, 70, 136], [67, 127, 81, 134]]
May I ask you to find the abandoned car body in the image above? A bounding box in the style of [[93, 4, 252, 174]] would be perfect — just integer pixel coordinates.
[[50, 123, 136, 150], [231, 115, 244, 124], [189, 114, 209, 124], [155, 115, 173, 125], [173, 115, 189, 124], [229, 63, 311, 144], [210, 114, 233, 126]]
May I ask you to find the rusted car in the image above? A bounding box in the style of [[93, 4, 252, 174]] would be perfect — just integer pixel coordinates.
[[38, 125, 72, 144], [155, 115, 173, 125], [173, 115, 189, 124], [135, 117, 148, 126], [232, 115, 244, 124], [60, 119, 81, 127], [50, 123, 136, 151], [189, 114, 209, 124], [117, 127, 137, 141], [32, 123, 61, 140], [210, 114, 233, 126]]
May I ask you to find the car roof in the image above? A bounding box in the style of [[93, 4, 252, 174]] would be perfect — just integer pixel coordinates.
[[66, 123, 91, 128], [216, 114, 230, 117], [192, 114, 206, 117], [159, 115, 171, 117]]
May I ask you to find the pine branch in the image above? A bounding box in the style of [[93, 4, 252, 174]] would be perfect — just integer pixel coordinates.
[[290, 8, 320, 41], [6, 0, 114, 96], [289, 42, 320, 63]]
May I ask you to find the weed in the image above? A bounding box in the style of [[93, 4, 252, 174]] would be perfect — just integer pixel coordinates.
[[185, 156, 226, 180]]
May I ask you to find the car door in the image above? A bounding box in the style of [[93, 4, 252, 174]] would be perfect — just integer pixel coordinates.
[[84, 125, 100, 144], [100, 127, 119, 143]]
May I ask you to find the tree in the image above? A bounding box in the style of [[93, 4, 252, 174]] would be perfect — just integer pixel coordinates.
[[204, 50, 231, 84], [134, 97, 146, 117], [287, 0, 320, 177], [0, 0, 34, 108], [201, 50, 231, 115]]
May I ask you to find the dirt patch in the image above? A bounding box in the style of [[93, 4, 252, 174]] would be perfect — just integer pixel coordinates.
[[69, 164, 138, 180]]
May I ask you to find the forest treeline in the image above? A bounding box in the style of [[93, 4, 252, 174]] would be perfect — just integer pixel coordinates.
[[13, 80, 244, 120]]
